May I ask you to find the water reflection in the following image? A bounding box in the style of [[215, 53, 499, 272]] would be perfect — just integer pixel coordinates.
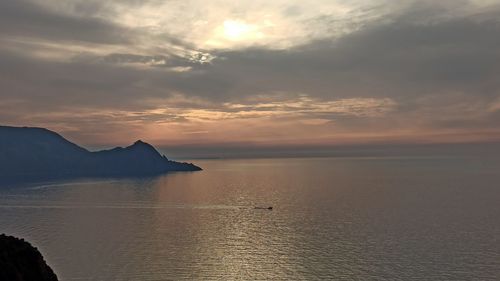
[[0, 157, 500, 280]]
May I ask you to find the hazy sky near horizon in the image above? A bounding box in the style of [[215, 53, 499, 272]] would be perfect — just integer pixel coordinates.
[[1, 0, 500, 148]]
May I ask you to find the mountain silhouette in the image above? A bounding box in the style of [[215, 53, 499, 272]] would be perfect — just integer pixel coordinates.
[[0, 126, 201, 181]]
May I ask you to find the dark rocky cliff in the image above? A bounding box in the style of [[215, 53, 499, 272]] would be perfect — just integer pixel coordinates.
[[0, 234, 58, 281]]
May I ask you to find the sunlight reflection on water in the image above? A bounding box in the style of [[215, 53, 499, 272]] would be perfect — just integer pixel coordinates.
[[1, 157, 500, 280]]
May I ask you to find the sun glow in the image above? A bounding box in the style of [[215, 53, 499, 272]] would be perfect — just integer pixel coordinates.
[[223, 20, 260, 40]]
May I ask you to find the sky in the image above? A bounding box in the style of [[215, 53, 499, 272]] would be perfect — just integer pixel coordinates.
[[1, 0, 500, 154]]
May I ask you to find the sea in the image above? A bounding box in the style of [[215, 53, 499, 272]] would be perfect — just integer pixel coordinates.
[[1, 156, 500, 280]]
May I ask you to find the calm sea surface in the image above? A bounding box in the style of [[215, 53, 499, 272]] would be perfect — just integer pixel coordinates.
[[1, 157, 500, 280]]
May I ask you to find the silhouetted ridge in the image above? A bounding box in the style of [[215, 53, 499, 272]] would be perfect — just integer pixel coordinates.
[[128, 140, 162, 156], [132, 139, 150, 147], [0, 125, 201, 181], [0, 234, 58, 281]]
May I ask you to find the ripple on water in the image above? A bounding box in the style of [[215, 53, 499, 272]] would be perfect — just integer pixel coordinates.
[[1, 157, 500, 280]]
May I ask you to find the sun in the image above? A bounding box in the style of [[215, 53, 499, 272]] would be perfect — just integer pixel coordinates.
[[205, 19, 265, 48], [223, 20, 255, 40]]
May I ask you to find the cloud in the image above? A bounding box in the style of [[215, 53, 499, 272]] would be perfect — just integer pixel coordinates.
[[0, 0, 133, 45], [1, 0, 500, 148]]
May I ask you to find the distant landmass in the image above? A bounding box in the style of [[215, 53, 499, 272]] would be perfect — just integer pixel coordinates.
[[0, 234, 58, 281], [0, 126, 201, 181]]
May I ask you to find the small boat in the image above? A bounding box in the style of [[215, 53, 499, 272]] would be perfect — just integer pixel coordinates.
[[254, 206, 273, 210]]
